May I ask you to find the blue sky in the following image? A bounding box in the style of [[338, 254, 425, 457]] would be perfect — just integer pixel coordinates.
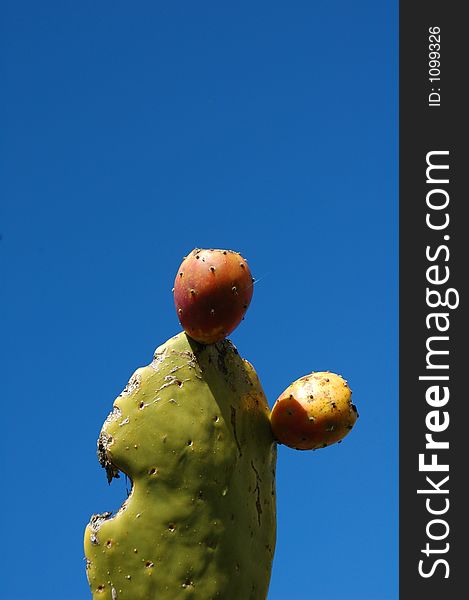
[[1, 1, 398, 599]]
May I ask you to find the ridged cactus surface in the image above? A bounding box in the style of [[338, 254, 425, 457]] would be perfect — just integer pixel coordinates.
[[85, 332, 276, 600]]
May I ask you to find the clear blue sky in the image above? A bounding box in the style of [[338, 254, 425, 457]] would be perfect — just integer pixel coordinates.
[[1, 1, 398, 599]]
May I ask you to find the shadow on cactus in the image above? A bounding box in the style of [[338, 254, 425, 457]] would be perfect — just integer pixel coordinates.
[[84, 248, 358, 600]]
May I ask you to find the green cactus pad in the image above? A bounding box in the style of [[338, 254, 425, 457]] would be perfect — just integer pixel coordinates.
[[84, 332, 276, 600]]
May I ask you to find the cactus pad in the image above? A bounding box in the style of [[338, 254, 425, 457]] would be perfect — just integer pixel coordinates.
[[84, 332, 276, 599]]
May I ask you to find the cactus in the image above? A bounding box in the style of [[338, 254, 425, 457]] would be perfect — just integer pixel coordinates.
[[85, 248, 359, 599], [84, 332, 276, 600]]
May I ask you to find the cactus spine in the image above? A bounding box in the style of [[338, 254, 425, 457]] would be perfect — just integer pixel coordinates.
[[85, 332, 276, 599]]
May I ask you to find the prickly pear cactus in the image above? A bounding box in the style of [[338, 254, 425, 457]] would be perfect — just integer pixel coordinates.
[[84, 332, 276, 600]]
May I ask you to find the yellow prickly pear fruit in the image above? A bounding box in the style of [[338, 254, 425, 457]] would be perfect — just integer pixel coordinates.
[[270, 372, 358, 450]]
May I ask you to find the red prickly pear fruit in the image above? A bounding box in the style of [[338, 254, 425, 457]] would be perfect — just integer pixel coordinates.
[[270, 372, 358, 450], [173, 248, 254, 344]]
